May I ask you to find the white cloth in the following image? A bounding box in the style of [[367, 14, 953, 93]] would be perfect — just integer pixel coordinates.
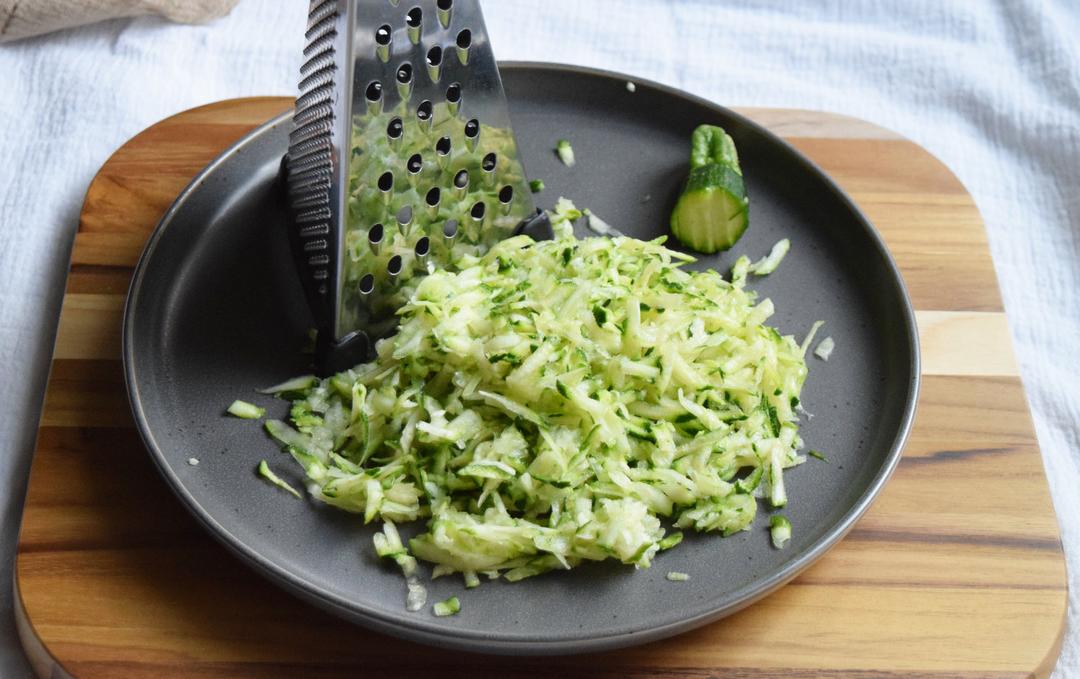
[[1, 1, 1077, 676], [0, 0, 240, 43]]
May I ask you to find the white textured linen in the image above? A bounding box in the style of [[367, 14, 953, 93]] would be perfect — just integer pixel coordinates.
[[0, 0, 240, 43], [1, 2, 1076, 676]]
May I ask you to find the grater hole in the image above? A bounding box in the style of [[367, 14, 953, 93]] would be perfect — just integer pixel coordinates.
[[417, 100, 433, 121], [482, 152, 497, 172], [365, 81, 383, 102], [446, 83, 462, 104], [499, 185, 514, 204], [368, 223, 384, 247], [415, 236, 431, 257], [406, 7, 422, 27], [375, 24, 392, 45], [426, 46, 443, 67], [436, 0, 452, 27], [436, 136, 451, 156], [397, 205, 414, 226], [426, 187, 442, 207], [465, 119, 480, 139], [454, 169, 470, 189], [444, 219, 459, 239], [359, 274, 375, 295], [396, 63, 413, 84], [388, 255, 404, 277], [456, 29, 472, 50], [378, 171, 394, 192], [387, 117, 403, 140], [407, 153, 423, 174], [471, 201, 486, 221]]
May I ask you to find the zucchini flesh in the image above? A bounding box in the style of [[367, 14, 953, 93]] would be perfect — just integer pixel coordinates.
[[433, 596, 461, 616], [814, 336, 835, 361], [770, 515, 792, 548], [749, 239, 791, 276], [257, 461, 301, 498], [670, 164, 748, 253], [228, 400, 265, 419], [555, 139, 575, 167]]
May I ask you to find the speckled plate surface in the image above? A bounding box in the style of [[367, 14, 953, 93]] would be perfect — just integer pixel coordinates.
[[123, 63, 919, 655]]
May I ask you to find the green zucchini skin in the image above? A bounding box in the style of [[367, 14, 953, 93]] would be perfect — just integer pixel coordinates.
[[690, 124, 742, 172], [670, 160, 749, 254]]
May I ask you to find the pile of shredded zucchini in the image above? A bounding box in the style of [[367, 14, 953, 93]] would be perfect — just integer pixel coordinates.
[[262, 203, 811, 584]]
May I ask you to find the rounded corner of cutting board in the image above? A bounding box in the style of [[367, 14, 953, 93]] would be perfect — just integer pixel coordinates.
[[13, 561, 74, 679], [21, 92, 1068, 677], [77, 96, 294, 236], [741, 105, 981, 198]]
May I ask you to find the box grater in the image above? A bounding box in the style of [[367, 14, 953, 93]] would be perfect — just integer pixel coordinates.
[[282, 0, 549, 372]]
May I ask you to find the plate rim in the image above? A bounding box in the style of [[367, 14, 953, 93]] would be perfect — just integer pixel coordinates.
[[123, 61, 921, 655]]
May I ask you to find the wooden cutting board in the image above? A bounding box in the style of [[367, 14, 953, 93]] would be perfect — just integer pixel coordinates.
[[14, 97, 1066, 678]]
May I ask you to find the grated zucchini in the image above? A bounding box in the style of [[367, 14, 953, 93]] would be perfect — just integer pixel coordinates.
[[555, 139, 576, 167], [433, 596, 461, 616], [770, 514, 792, 549], [749, 239, 791, 276], [258, 460, 301, 499], [814, 336, 835, 361], [257, 204, 812, 582], [583, 209, 623, 237], [228, 400, 265, 419]]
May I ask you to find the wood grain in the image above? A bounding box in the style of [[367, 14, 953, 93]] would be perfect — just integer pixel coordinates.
[[14, 98, 1066, 678]]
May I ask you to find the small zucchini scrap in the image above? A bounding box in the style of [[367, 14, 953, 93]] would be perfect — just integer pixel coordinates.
[[433, 596, 461, 617], [227, 400, 265, 419], [770, 515, 792, 549], [257, 460, 301, 499], [555, 139, 575, 167]]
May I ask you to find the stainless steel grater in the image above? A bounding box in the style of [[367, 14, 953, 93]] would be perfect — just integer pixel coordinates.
[[282, 0, 549, 372]]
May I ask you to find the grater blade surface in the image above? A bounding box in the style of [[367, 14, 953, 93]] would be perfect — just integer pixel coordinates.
[[284, 0, 542, 358]]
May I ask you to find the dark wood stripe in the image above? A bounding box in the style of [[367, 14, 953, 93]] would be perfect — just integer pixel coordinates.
[[62, 661, 1030, 679], [847, 528, 1061, 552], [41, 359, 132, 428], [900, 446, 1013, 466], [66, 265, 133, 295]]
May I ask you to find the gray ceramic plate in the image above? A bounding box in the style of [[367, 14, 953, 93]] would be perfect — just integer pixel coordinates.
[[124, 63, 919, 655]]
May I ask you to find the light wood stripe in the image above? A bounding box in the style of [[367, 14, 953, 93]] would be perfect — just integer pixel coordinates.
[[50, 293, 1022, 379], [915, 310, 1018, 376], [52, 295, 123, 360], [71, 232, 145, 269], [735, 107, 904, 140]]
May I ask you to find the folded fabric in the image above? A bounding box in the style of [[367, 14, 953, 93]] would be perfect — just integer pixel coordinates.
[[0, 0, 240, 43]]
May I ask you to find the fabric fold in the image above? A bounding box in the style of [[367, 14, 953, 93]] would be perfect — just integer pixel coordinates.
[[0, 0, 240, 43]]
